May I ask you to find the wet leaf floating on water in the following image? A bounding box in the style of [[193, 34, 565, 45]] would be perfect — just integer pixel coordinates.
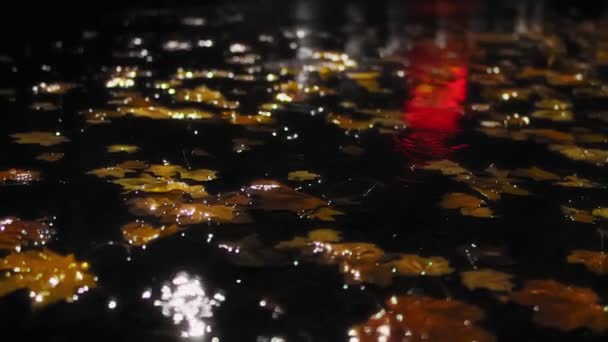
[[561, 206, 595, 224], [305, 207, 344, 222], [232, 138, 264, 153], [510, 280, 608, 332], [0, 249, 96, 308], [392, 254, 453, 276], [421, 159, 469, 176], [591, 208, 608, 219], [0, 168, 41, 184], [81, 109, 123, 125], [531, 109, 573, 122], [10, 131, 70, 146], [535, 98, 572, 110], [461, 269, 514, 292], [179, 169, 218, 182], [556, 174, 595, 188], [35, 152, 64, 162], [246, 180, 327, 213], [349, 295, 495, 342], [440, 193, 484, 209], [121, 221, 181, 246], [32, 82, 77, 95], [567, 250, 608, 275], [118, 105, 215, 121], [440, 193, 493, 218], [549, 145, 608, 165], [0, 217, 53, 251], [112, 176, 209, 198], [88, 160, 147, 178], [107, 145, 140, 154], [221, 111, 273, 126], [276, 232, 452, 286], [127, 194, 245, 225], [307, 229, 342, 242], [512, 166, 560, 181], [173, 85, 239, 109], [346, 71, 385, 93], [288, 170, 320, 181], [145, 164, 218, 181]]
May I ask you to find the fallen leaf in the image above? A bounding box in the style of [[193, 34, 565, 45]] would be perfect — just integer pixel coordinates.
[[531, 110, 573, 122], [592, 208, 608, 219], [512, 166, 560, 181], [0, 249, 96, 308], [246, 180, 327, 213], [556, 175, 595, 188], [173, 85, 239, 109], [422, 160, 469, 176], [0, 169, 41, 184], [35, 152, 64, 162], [10, 132, 69, 146], [549, 145, 608, 165], [510, 280, 608, 332], [121, 221, 181, 246], [461, 269, 514, 292], [567, 250, 608, 275], [349, 295, 495, 342], [107, 145, 140, 153], [391, 254, 453, 276], [288, 170, 320, 181], [305, 207, 344, 221], [0, 217, 53, 251], [221, 111, 273, 125], [562, 206, 595, 224]]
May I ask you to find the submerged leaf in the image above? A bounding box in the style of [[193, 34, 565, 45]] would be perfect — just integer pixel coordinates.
[[349, 295, 495, 342], [0, 249, 96, 308]]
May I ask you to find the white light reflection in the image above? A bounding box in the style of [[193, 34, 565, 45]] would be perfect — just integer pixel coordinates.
[[154, 272, 225, 338]]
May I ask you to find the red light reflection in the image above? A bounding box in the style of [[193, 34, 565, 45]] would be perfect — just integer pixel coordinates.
[[396, 41, 468, 162]]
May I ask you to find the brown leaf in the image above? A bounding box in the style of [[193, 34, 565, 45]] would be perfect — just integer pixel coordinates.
[[567, 250, 608, 275], [511, 280, 608, 332], [0, 217, 53, 251], [349, 295, 495, 342], [461, 269, 514, 292], [0, 169, 41, 184]]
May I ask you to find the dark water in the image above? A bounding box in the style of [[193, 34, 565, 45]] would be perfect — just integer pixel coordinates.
[[1, 1, 608, 341]]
